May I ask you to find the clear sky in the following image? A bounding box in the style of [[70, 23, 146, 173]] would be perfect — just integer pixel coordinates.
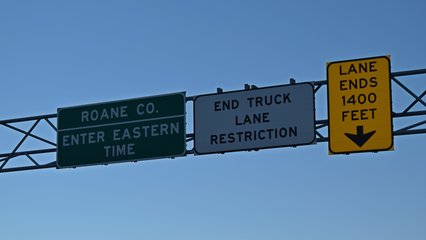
[[1, 1, 425, 239]]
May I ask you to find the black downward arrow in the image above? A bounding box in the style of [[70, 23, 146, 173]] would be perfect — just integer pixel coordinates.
[[344, 126, 376, 147]]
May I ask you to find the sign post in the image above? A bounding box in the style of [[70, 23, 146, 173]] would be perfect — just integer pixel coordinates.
[[57, 92, 186, 168], [193, 83, 316, 154], [327, 56, 393, 154]]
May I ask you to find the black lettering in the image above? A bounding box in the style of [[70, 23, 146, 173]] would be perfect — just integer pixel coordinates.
[[283, 93, 291, 103], [358, 94, 366, 104], [370, 108, 376, 119], [262, 112, 270, 123], [359, 62, 368, 73], [267, 129, 274, 139], [235, 115, 242, 126], [228, 133, 235, 143], [247, 97, 254, 107], [342, 111, 349, 121], [214, 101, 220, 111], [243, 115, 251, 125], [351, 110, 359, 120], [211, 135, 218, 144], [223, 101, 230, 111], [359, 78, 368, 88], [256, 97, 263, 107], [253, 113, 261, 123], [274, 94, 281, 104], [232, 100, 239, 109], [245, 131, 252, 141], [258, 130, 266, 140], [342, 108, 378, 121], [236, 132, 244, 142], [370, 77, 377, 87], [348, 64, 357, 74], [265, 95, 272, 105], [360, 109, 369, 120], [369, 61, 377, 72], [339, 65, 347, 75], [214, 100, 239, 111], [368, 93, 377, 103], [279, 128, 287, 137], [289, 127, 298, 137], [349, 79, 357, 89], [341, 62, 377, 75], [340, 80, 348, 90], [219, 134, 226, 144]]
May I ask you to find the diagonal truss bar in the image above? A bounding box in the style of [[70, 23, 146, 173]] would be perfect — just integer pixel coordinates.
[[403, 90, 426, 113], [0, 114, 58, 172], [26, 154, 40, 166], [0, 119, 40, 169], [394, 120, 426, 135], [0, 70, 425, 173], [392, 77, 426, 107], [45, 118, 58, 131], [3, 123, 56, 147]]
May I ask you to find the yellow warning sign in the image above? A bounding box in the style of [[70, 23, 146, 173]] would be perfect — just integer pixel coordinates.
[[327, 56, 393, 154]]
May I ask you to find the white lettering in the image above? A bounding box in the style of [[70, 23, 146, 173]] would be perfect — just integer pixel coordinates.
[[81, 111, 89, 123], [151, 124, 159, 136], [61, 131, 105, 147], [63, 135, 70, 146], [104, 144, 136, 158], [137, 102, 156, 115], [170, 122, 179, 134], [80, 106, 128, 123]]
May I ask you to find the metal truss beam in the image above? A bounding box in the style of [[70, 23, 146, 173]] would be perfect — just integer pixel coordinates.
[[1, 69, 425, 173]]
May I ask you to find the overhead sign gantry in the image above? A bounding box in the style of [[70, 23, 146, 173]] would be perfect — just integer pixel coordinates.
[[1, 55, 426, 173]]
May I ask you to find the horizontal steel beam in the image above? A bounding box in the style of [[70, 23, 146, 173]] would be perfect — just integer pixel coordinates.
[[0, 161, 57, 173], [392, 69, 426, 77], [0, 113, 57, 125], [0, 148, 57, 159]]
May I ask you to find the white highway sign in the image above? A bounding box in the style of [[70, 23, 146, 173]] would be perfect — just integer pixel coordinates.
[[193, 83, 316, 154]]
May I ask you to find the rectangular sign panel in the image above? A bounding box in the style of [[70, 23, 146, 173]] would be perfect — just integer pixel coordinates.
[[327, 56, 393, 154], [57, 92, 186, 168], [193, 83, 315, 154]]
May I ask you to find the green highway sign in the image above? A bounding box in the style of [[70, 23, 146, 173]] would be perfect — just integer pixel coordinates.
[[57, 92, 186, 168]]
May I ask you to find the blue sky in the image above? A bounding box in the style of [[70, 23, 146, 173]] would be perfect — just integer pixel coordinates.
[[1, 1, 425, 239]]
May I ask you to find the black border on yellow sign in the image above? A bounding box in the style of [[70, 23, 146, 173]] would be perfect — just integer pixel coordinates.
[[326, 55, 394, 154]]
